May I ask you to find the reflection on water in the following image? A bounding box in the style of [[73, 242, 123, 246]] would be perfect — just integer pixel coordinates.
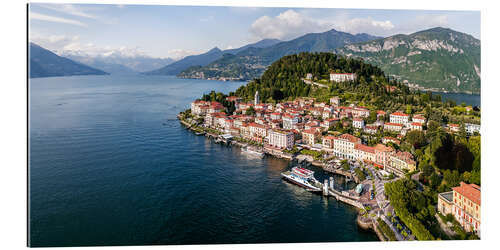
[[29, 75, 378, 246]]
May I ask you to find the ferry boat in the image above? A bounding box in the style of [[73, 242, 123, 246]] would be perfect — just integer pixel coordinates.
[[241, 146, 265, 158], [281, 167, 321, 192]]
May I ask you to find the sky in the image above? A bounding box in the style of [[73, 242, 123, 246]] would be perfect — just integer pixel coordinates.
[[29, 3, 481, 60]]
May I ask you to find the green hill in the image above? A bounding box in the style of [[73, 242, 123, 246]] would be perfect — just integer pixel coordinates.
[[178, 29, 380, 80], [336, 27, 480, 94]]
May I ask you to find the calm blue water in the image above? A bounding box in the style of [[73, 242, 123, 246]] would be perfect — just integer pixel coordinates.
[[28, 75, 377, 247], [432, 91, 481, 107]]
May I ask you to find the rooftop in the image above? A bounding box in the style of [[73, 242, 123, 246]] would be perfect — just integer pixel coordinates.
[[391, 112, 409, 117], [453, 182, 481, 205]]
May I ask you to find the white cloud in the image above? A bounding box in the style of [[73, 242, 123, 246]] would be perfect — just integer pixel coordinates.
[[38, 4, 97, 19], [250, 10, 396, 40], [29, 33, 151, 58], [29, 12, 87, 27], [166, 49, 201, 60]]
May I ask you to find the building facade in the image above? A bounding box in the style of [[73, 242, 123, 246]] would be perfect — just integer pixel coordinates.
[[330, 72, 357, 82], [438, 182, 481, 236], [268, 130, 294, 149], [390, 112, 410, 124]]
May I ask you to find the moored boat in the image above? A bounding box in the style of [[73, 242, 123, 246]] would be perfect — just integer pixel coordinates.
[[281, 167, 321, 192], [241, 146, 265, 158]]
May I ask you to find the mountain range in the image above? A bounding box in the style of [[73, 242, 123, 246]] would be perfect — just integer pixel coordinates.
[[144, 38, 282, 76], [29, 27, 480, 93], [29, 43, 108, 78], [174, 29, 381, 80], [62, 51, 175, 74], [335, 27, 480, 94]]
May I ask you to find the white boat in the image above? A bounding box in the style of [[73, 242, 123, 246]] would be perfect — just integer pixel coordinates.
[[281, 167, 321, 192], [241, 146, 264, 158]]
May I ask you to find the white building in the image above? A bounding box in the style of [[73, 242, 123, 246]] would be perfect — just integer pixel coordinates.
[[409, 122, 423, 131], [282, 114, 299, 130], [254, 91, 260, 105], [384, 122, 403, 132], [465, 123, 480, 134], [268, 130, 295, 149], [333, 134, 361, 160], [330, 73, 357, 82], [412, 114, 426, 124], [353, 118, 365, 129], [389, 112, 410, 124]]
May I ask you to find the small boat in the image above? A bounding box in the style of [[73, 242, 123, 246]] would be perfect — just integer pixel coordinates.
[[241, 146, 264, 158], [281, 167, 321, 192]]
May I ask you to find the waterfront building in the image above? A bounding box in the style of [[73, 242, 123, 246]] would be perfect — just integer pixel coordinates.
[[330, 72, 357, 82], [240, 123, 251, 139], [389, 112, 410, 124], [354, 144, 376, 163], [333, 134, 361, 160], [254, 91, 260, 105], [208, 101, 225, 114], [268, 130, 295, 149], [302, 128, 320, 145], [438, 182, 481, 236], [322, 136, 336, 149], [249, 122, 267, 138], [386, 151, 416, 176], [352, 118, 365, 129], [465, 123, 480, 134], [384, 122, 403, 132]]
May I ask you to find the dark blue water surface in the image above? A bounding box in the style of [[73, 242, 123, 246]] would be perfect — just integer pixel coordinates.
[[433, 91, 481, 107], [29, 75, 379, 246]]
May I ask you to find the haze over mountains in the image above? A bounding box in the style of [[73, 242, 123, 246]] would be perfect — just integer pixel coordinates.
[[144, 38, 282, 76], [62, 51, 175, 74], [29, 27, 480, 93], [29, 43, 108, 78]]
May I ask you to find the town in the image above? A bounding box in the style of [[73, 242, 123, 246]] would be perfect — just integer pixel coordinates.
[[179, 71, 481, 241]]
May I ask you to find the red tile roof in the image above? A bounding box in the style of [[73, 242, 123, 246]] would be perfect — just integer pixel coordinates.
[[385, 122, 404, 127], [355, 144, 375, 154], [453, 182, 481, 205], [338, 133, 360, 143], [391, 112, 409, 117]]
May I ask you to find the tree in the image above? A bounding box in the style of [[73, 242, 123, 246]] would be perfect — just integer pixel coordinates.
[[406, 130, 426, 149], [430, 172, 441, 189], [406, 104, 412, 115], [245, 106, 256, 116]]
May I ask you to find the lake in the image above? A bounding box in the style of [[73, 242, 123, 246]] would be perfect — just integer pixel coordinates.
[[28, 75, 378, 247]]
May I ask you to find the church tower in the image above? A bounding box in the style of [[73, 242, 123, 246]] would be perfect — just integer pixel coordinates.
[[254, 91, 260, 105]]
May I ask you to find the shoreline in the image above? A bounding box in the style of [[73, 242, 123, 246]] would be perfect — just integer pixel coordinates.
[[178, 114, 387, 242]]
